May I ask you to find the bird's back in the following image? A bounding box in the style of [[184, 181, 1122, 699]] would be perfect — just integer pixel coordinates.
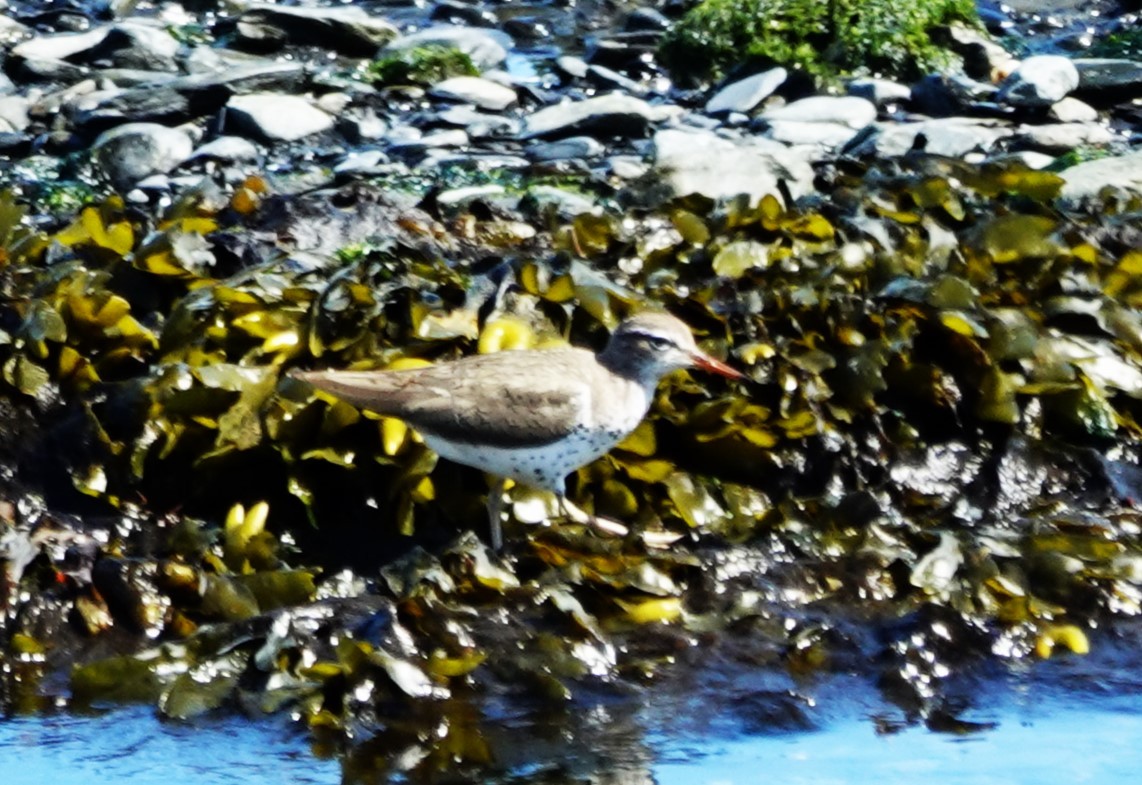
[[293, 346, 636, 449]]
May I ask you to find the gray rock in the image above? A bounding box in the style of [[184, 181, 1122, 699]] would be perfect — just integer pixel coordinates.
[[986, 151, 1056, 170], [182, 60, 308, 91], [0, 14, 31, 45], [941, 23, 1019, 81], [556, 56, 589, 79], [1013, 122, 1115, 153], [635, 128, 814, 206], [761, 95, 876, 128], [1059, 150, 1142, 203], [97, 23, 180, 71], [96, 68, 181, 87], [763, 120, 865, 152], [339, 108, 388, 142], [386, 124, 422, 144], [93, 122, 193, 189], [1073, 58, 1142, 98], [0, 71, 15, 96], [13, 22, 179, 71], [0, 96, 30, 132], [30, 79, 99, 116], [426, 151, 528, 171], [16, 57, 91, 83], [236, 4, 398, 56], [437, 104, 518, 136], [997, 55, 1079, 107], [528, 136, 605, 161], [1048, 96, 1099, 123], [525, 185, 598, 218], [333, 150, 390, 174], [846, 119, 1012, 158], [388, 128, 470, 151], [586, 64, 649, 97], [187, 136, 261, 164], [72, 61, 308, 128], [430, 76, 517, 111], [12, 26, 110, 61], [846, 77, 911, 107], [910, 73, 998, 117], [432, 1, 499, 28], [436, 185, 508, 210], [71, 85, 188, 127], [705, 68, 787, 115], [520, 93, 673, 139], [624, 8, 671, 33], [607, 155, 649, 179], [226, 94, 334, 142], [382, 26, 513, 70]]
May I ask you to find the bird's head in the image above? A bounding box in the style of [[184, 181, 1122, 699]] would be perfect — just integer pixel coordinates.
[[602, 312, 743, 385]]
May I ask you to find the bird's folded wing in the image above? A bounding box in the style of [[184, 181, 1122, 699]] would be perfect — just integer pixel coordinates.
[[293, 350, 593, 447]]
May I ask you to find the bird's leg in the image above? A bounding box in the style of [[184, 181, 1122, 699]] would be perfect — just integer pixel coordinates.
[[487, 477, 507, 552]]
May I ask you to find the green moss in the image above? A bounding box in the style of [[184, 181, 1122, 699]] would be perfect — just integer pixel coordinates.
[[366, 45, 479, 87], [659, 0, 978, 85], [1087, 28, 1142, 60], [1047, 146, 1114, 172]]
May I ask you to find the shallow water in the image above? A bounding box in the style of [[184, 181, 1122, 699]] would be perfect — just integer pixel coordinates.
[[0, 708, 338, 785], [653, 692, 1141, 785], [3, 652, 1138, 784]]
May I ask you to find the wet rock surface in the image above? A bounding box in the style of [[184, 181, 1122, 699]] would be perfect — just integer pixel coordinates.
[[1, 0, 1142, 780]]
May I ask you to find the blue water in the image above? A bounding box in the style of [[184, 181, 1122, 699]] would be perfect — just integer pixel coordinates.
[[0, 707, 339, 785], [2, 693, 1138, 784], [1, 658, 1138, 783], [654, 702, 1141, 785]]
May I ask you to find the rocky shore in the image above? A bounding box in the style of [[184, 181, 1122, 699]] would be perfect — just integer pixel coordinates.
[[3, 0, 1142, 778]]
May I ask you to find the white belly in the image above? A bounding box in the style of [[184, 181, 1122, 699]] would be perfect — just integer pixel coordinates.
[[421, 426, 628, 495]]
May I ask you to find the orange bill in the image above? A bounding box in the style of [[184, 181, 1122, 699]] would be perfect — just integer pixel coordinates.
[[691, 352, 745, 379]]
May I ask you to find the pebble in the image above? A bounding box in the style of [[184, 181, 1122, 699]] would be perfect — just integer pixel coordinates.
[[0, 0, 1131, 242], [93, 122, 193, 189], [528, 136, 605, 162], [638, 128, 815, 206], [388, 128, 470, 152], [910, 73, 998, 117], [226, 94, 334, 142], [1059, 150, 1142, 204], [186, 136, 261, 164], [1013, 122, 1115, 153], [235, 4, 398, 56], [339, 108, 388, 142], [997, 55, 1080, 107], [520, 93, 668, 139], [1048, 97, 1099, 124], [762, 119, 866, 152], [847, 77, 912, 107], [760, 96, 876, 128], [705, 68, 787, 115], [0, 96, 30, 132], [847, 119, 1012, 159], [1073, 58, 1142, 101], [430, 76, 517, 111]]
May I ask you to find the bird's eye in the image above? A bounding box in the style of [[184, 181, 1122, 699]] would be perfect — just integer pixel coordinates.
[[647, 336, 672, 351]]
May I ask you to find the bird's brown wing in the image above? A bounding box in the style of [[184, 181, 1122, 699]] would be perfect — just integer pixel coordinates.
[[292, 349, 594, 448]]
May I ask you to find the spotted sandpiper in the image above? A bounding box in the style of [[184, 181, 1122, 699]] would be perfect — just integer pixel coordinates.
[[291, 312, 743, 550]]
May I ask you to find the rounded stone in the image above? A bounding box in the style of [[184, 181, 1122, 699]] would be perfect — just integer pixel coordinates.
[[93, 122, 193, 190], [998, 55, 1080, 107], [226, 94, 334, 142]]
